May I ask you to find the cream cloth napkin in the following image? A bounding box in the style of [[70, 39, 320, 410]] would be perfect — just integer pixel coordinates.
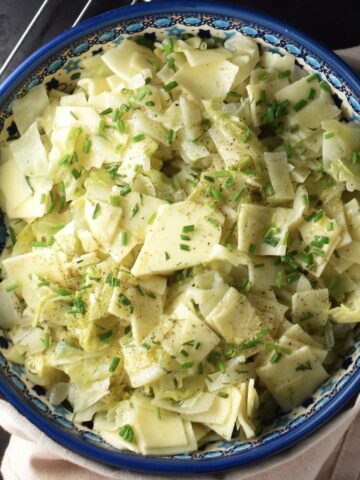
[[1, 47, 360, 480]]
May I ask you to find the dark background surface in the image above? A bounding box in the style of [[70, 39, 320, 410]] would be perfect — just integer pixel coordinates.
[[0, 0, 358, 476], [0, 0, 360, 82]]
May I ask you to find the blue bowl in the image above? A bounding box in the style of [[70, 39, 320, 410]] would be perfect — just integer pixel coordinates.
[[0, 1, 360, 474]]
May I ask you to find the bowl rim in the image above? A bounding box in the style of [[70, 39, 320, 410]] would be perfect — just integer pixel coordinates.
[[0, 0, 360, 474]]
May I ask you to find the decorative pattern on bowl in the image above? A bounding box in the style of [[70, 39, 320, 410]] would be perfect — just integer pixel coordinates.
[[0, 3, 359, 474]]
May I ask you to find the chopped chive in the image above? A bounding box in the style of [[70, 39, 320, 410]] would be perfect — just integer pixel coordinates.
[[307, 87, 316, 100], [82, 137, 92, 154], [265, 183, 275, 196], [70, 111, 78, 120], [186, 178, 197, 187], [32, 241, 48, 247], [119, 185, 131, 196], [165, 251, 170, 260], [326, 222, 334, 231], [110, 196, 121, 207], [284, 140, 292, 159], [135, 284, 144, 296], [306, 73, 319, 83], [257, 71, 269, 82], [5, 283, 18, 293], [71, 293, 86, 315], [300, 253, 315, 269], [141, 343, 151, 350], [105, 275, 120, 287], [132, 133, 145, 143], [217, 391, 229, 398], [120, 231, 128, 246], [227, 90, 241, 97], [57, 288, 72, 296], [224, 176, 235, 189], [180, 234, 191, 241], [73, 127, 83, 138], [270, 351, 282, 364], [166, 56, 176, 71], [286, 271, 301, 284], [43, 333, 50, 349], [320, 81, 330, 92], [100, 107, 113, 116], [182, 225, 195, 233], [112, 108, 120, 122], [302, 194, 309, 205], [71, 168, 81, 180], [293, 99, 308, 112], [263, 237, 280, 248], [119, 293, 131, 306], [180, 362, 193, 369], [58, 153, 69, 167], [98, 119, 106, 133], [117, 119, 126, 133], [197, 362, 204, 374], [180, 349, 189, 357], [243, 125, 251, 143], [120, 103, 130, 113], [40, 193, 45, 204], [163, 37, 174, 54], [248, 243, 256, 255], [352, 152, 360, 164], [214, 170, 229, 178], [204, 175, 214, 183], [166, 128, 174, 144], [325, 131, 335, 139], [109, 356, 121, 373], [145, 100, 155, 107], [100, 330, 113, 342], [147, 59, 160, 72], [163, 81, 178, 92], [275, 270, 283, 288], [92, 203, 101, 219], [305, 210, 323, 222], [147, 212, 156, 224], [211, 187, 223, 202], [311, 235, 329, 247], [296, 361, 312, 371], [119, 424, 134, 442], [133, 87, 151, 102], [9, 226, 16, 245], [180, 243, 190, 251], [131, 203, 139, 217], [25, 176, 34, 194], [243, 280, 252, 293], [278, 69, 291, 79], [313, 210, 324, 222]]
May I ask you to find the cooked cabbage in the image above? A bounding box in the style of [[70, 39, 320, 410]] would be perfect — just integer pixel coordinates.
[[0, 33, 358, 455]]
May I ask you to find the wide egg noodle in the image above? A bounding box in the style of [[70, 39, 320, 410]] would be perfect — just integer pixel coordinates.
[[0, 34, 359, 455]]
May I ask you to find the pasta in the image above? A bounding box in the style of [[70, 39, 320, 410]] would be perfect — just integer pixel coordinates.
[[0, 32, 359, 455]]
